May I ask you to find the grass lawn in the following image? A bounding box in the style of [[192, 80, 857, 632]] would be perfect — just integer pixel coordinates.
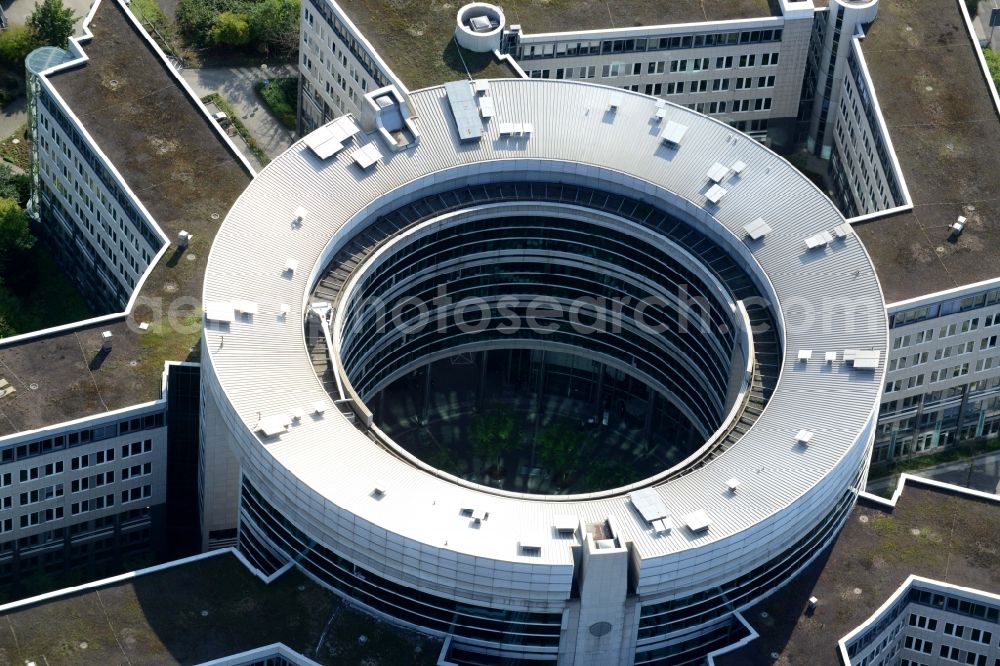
[[985, 48, 1000, 91], [0, 123, 30, 170], [256, 76, 297, 129], [0, 242, 94, 337], [0, 552, 440, 665]]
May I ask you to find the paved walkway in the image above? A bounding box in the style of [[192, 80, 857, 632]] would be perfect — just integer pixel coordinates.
[[866, 449, 1000, 495], [2, 0, 95, 32], [0, 96, 24, 141], [180, 65, 297, 160]]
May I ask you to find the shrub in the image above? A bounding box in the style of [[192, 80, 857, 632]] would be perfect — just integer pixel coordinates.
[[0, 196, 34, 271], [177, 0, 228, 46], [256, 77, 297, 129], [0, 164, 31, 207], [0, 26, 37, 65], [130, 0, 172, 39], [209, 11, 251, 46], [177, 0, 298, 55]]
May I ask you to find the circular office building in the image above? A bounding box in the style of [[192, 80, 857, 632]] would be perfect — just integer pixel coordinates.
[[201, 79, 887, 665]]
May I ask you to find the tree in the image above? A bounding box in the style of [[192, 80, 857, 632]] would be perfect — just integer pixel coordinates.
[[0, 197, 35, 271], [247, 0, 299, 55], [535, 420, 588, 486], [27, 0, 77, 49], [470, 407, 517, 473], [0, 164, 31, 207], [176, 0, 224, 46], [0, 313, 14, 339], [0, 26, 38, 66], [209, 11, 251, 47]]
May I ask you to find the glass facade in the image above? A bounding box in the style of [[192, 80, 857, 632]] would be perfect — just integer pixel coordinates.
[[340, 214, 740, 435], [239, 477, 564, 654]]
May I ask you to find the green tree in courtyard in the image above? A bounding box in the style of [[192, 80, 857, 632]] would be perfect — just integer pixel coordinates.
[[0, 197, 34, 270], [536, 420, 586, 483], [470, 407, 517, 473], [27, 0, 77, 49], [247, 0, 299, 56]]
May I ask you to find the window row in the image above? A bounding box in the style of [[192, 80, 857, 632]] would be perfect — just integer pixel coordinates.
[[20, 507, 63, 528], [0, 412, 163, 465], [890, 290, 1000, 329], [71, 494, 114, 516], [513, 29, 784, 60], [19, 461, 63, 483], [71, 448, 116, 471], [19, 484, 63, 506]]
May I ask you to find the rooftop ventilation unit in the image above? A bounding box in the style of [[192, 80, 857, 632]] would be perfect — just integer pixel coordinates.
[[630, 487, 669, 524], [705, 184, 727, 204], [796, 429, 813, 445], [519, 542, 542, 556], [256, 414, 290, 437], [743, 218, 771, 240], [204, 302, 235, 323], [798, 349, 812, 362], [293, 207, 308, 225], [469, 14, 493, 32], [553, 514, 577, 535], [651, 517, 671, 535], [731, 160, 747, 175], [844, 349, 880, 370], [284, 258, 298, 275], [660, 121, 687, 146], [825, 351, 837, 363], [478, 96, 495, 119], [832, 222, 852, 238], [682, 510, 712, 533], [177, 230, 192, 248], [444, 80, 483, 142], [101, 331, 113, 351], [232, 300, 258, 316], [707, 162, 729, 183], [805, 231, 834, 249], [498, 122, 533, 136], [351, 143, 383, 170], [653, 99, 667, 122], [312, 401, 328, 415], [609, 92, 622, 111], [726, 478, 741, 493]]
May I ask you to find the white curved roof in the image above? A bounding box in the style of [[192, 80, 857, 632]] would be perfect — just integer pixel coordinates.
[[203, 79, 887, 565]]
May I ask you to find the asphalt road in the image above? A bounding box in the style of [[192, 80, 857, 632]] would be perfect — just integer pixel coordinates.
[[866, 449, 1000, 495]]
